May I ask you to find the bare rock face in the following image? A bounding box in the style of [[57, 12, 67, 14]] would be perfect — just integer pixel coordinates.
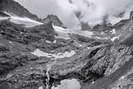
[[1, 1, 133, 89], [0, 18, 133, 89], [80, 12, 133, 89]]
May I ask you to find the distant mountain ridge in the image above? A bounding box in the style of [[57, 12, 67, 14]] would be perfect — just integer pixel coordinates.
[[0, 0, 40, 21]]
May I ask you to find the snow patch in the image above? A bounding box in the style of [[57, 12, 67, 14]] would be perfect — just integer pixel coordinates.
[[31, 49, 76, 59], [3, 11, 13, 16], [111, 29, 116, 34], [52, 24, 71, 39], [111, 35, 120, 41], [45, 40, 52, 44], [45, 40, 57, 44], [52, 24, 94, 39], [95, 36, 108, 40], [51, 79, 81, 89], [10, 16, 43, 27], [78, 30, 94, 38], [53, 40, 57, 43], [108, 6, 132, 25], [52, 24, 70, 33], [0, 17, 9, 21], [0, 12, 43, 28], [38, 86, 43, 89]]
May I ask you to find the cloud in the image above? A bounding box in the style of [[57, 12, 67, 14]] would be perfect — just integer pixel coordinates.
[[15, 0, 57, 17], [15, 0, 81, 29], [15, 0, 133, 28], [63, 0, 133, 26]]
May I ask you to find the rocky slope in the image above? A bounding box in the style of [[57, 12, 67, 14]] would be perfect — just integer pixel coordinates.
[[1, 1, 133, 89], [0, 0, 40, 21]]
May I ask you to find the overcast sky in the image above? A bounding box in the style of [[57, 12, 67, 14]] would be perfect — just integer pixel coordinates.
[[15, 0, 80, 29], [15, 0, 133, 29]]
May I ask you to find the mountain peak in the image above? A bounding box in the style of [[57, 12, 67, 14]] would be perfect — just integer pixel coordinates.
[[43, 15, 63, 27]]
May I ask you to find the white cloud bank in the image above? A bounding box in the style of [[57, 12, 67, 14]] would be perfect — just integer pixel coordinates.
[[15, 0, 133, 28], [62, 0, 133, 26]]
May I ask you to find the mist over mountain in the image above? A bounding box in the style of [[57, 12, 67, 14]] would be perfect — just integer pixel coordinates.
[[15, 0, 133, 29], [0, 0, 133, 89], [14, 0, 81, 29]]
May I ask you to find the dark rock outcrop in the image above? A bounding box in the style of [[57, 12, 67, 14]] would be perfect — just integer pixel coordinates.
[[43, 15, 63, 27], [81, 22, 91, 31]]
